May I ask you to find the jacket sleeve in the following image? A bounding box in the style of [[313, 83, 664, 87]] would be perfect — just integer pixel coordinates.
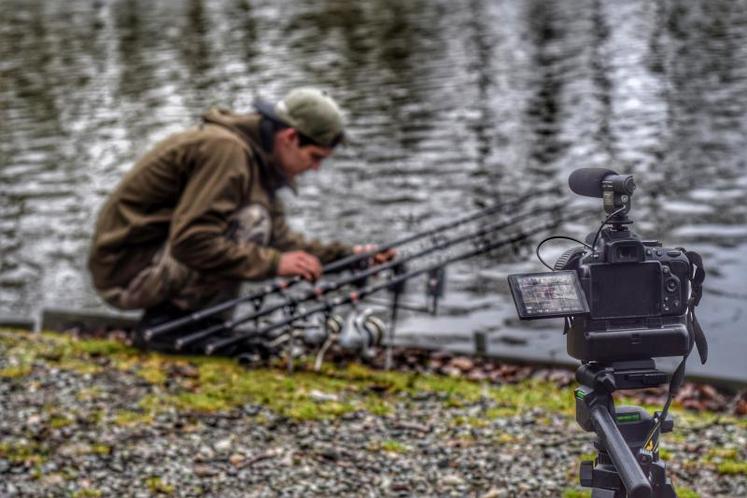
[[269, 197, 353, 265], [170, 138, 281, 280]]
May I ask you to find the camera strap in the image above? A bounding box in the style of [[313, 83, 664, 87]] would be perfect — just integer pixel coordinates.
[[669, 250, 707, 395], [685, 250, 708, 364], [642, 250, 707, 454]]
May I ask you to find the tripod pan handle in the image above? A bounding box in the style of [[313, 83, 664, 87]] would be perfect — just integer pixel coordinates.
[[591, 405, 652, 498]]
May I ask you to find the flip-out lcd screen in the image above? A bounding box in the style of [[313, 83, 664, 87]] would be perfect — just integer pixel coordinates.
[[508, 270, 590, 319]]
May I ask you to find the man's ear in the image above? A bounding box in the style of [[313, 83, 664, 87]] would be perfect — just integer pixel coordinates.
[[277, 127, 299, 146]]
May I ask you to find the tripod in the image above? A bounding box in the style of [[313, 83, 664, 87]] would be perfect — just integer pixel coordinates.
[[574, 360, 678, 498]]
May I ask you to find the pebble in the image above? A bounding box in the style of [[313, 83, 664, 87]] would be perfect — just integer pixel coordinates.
[[441, 473, 465, 486], [214, 438, 233, 453], [197, 446, 215, 460], [449, 356, 475, 372], [193, 464, 220, 478], [309, 389, 340, 402]]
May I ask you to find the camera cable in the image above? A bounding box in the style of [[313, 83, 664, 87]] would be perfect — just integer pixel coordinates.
[[535, 236, 592, 270], [590, 206, 627, 253]]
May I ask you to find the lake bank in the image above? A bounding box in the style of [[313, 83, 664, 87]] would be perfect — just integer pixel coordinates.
[[1, 329, 745, 497]]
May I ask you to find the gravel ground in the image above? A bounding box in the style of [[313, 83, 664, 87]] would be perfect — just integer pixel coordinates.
[[0, 330, 745, 498]]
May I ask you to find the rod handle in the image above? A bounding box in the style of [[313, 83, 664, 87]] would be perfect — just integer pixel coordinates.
[[590, 405, 651, 498]]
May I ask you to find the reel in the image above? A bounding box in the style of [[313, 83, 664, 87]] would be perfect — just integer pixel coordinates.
[[339, 308, 386, 359], [302, 313, 343, 346]]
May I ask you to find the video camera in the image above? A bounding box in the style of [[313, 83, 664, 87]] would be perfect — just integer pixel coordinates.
[[508, 168, 705, 363], [507, 168, 708, 498]]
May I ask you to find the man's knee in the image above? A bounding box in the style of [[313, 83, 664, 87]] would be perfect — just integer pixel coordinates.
[[97, 246, 194, 310]]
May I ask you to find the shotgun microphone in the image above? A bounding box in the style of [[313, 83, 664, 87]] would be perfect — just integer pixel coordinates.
[[568, 168, 618, 198]]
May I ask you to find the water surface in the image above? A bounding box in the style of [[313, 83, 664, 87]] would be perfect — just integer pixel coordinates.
[[1, 0, 746, 382]]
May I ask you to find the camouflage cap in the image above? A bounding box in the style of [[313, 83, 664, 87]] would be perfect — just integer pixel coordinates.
[[254, 88, 345, 148]]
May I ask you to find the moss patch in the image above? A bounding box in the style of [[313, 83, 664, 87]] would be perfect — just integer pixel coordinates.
[[0, 329, 729, 429], [145, 476, 175, 495], [562, 489, 591, 498], [0, 440, 46, 465], [563, 486, 700, 498], [675, 487, 701, 498], [113, 409, 155, 427], [73, 489, 103, 498], [707, 447, 739, 460], [717, 460, 747, 476], [369, 439, 409, 453], [0, 364, 33, 378]]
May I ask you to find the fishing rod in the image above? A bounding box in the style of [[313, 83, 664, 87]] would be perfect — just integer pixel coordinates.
[[203, 218, 561, 355], [168, 203, 563, 351], [144, 186, 560, 340], [322, 185, 560, 273]]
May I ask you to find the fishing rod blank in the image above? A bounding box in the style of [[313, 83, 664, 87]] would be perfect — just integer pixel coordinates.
[[204, 219, 560, 355], [172, 204, 562, 351], [322, 186, 561, 273], [143, 187, 560, 340]]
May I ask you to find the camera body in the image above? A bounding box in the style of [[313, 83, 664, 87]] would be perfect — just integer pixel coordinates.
[[508, 168, 698, 363], [558, 226, 692, 361]]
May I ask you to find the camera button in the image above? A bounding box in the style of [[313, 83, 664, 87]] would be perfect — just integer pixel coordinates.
[[665, 279, 678, 292], [667, 250, 681, 257], [656, 249, 663, 257]]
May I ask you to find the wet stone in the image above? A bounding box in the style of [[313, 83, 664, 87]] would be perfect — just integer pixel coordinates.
[[213, 438, 233, 453]]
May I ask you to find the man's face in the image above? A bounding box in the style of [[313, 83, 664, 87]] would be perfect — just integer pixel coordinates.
[[274, 128, 333, 179]]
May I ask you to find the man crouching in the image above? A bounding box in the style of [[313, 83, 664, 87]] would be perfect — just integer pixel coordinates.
[[88, 88, 387, 344]]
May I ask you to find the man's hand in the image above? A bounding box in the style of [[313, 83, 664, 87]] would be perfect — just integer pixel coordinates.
[[278, 251, 323, 281], [353, 244, 397, 266]]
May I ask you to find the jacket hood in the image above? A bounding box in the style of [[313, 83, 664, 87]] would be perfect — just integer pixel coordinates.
[[201, 108, 297, 193]]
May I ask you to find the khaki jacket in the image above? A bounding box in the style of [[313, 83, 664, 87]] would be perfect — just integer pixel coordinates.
[[88, 110, 351, 291]]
